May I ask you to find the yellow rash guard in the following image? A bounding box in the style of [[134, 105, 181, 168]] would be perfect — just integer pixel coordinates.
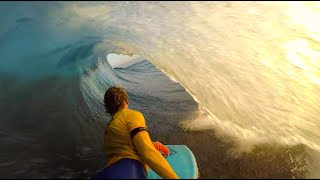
[[104, 108, 179, 179]]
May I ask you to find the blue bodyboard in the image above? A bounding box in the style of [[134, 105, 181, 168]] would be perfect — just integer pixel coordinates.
[[147, 145, 198, 179]]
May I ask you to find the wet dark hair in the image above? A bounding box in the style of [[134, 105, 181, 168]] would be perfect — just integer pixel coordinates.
[[104, 86, 128, 116]]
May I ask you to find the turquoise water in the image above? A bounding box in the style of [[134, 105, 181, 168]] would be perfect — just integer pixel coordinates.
[[0, 1, 319, 178]]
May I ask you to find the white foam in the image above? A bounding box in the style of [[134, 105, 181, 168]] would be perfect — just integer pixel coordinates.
[[107, 53, 144, 68], [67, 1, 320, 152]]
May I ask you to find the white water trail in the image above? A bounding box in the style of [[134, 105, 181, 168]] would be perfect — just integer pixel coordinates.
[[62, 2, 320, 152]]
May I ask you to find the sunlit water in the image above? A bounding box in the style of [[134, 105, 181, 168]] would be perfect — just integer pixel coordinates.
[[0, 1, 319, 178]]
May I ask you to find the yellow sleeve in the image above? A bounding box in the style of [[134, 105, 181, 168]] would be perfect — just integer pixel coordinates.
[[133, 131, 179, 179], [126, 111, 147, 132]]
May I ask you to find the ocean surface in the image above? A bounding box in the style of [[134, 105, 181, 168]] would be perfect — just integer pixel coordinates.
[[0, 1, 319, 178]]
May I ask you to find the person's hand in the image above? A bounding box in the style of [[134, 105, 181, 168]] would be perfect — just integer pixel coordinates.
[[152, 141, 170, 157]]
